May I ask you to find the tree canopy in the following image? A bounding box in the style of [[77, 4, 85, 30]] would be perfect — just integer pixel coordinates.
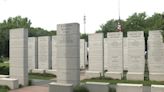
[[0, 12, 164, 57], [97, 12, 164, 37], [0, 16, 56, 57]]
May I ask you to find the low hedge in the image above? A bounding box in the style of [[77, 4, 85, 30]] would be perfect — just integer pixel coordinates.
[[73, 85, 89, 92], [81, 77, 164, 86]]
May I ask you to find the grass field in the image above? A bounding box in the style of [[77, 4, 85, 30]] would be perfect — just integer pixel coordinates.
[[0, 63, 9, 67], [0, 85, 10, 92], [0, 89, 8, 92], [29, 73, 56, 80]]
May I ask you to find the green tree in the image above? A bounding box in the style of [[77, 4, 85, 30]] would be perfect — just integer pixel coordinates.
[[125, 12, 147, 31], [80, 33, 88, 42], [0, 16, 31, 57], [96, 19, 125, 37]]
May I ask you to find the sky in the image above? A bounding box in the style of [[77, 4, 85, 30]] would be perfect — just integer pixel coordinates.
[[0, 0, 164, 33]]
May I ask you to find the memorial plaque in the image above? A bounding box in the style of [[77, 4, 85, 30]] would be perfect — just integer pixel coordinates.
[[106, 32, 123, 79], [38, 36, 52, 70], [28, 37, 38, 70], [127, 31, 145, 80], [56, 23, 80, 86], [52, 36, 57, 70], [80, 39, 87, 69], [148, 30, 164, 81], [88, 33, 104, 72], [10, 28, 28, 86]]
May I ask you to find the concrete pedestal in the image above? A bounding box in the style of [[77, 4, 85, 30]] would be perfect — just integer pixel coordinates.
[[49, 82, 73, 92], [117, 83, 143, 92], [0, 78, 19, 89], [86, 82, 109, 92], [151, 85, 164, 92]]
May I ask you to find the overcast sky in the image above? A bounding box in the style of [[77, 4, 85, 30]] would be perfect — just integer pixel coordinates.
[[0, 0, 164, 33]]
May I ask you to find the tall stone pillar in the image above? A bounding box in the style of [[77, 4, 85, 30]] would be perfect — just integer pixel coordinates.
[[10, 28, 28, 86], [56, 23, 80, 86]]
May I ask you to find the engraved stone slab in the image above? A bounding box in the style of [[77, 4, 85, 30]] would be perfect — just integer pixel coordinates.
[[106, 32, 123, 79], [104, 38, 108, 70], [10, 28, 28, 86], [28, 37, 38, 70], [56, 23, 80, 86], [127, 31, 145, 80], [88, 33, 104, 73], [148, 30, 164, 81], [80, 39, 87, 69], [38, 36, 52, 70], [52, 36, 57, 70]]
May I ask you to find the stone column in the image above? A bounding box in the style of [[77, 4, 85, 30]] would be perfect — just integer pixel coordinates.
[[127, 31, 145, 80], [80, 39, 87, 69], [56, 23, 80, 86], [52, 36, 57, 70], [104, 38, 108, 70], [106, 32, 123, 79], [10, 28, 28, 86], [86, 33, 104, 78], [148, 30, 164, 81], [123, 37, 128, 70], [38, 36, 52, 70], [28, 37, 38, 71]]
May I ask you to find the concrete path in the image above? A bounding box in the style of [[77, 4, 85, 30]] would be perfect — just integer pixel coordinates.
[[9, 71, 87, 92], [9, 86, 48, 92]]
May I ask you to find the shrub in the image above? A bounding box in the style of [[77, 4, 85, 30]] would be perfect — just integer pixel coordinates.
[[0, 85, 10, 90], [0, 58, 3, 63], [73, 85, 89, 92], [19, 84, 23, 88], [29, 73, 56, 77], [109, 86, 116, 92], [29, 73, 56, 80], [0, 66, 9, 75], [28, 80, 32, 86]]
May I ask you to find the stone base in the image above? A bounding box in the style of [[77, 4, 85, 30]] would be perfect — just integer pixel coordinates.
[[151, 85, 164, 92], [32, 69, 45, 74], [127, 72, 144, 80], [85, 71, 101, 79], [149, 73, 164, 81], [86, 82, 109, 92], [49, 82, 73, 92], [0, 75, 9, 78], [105, 72, 122, 79], [45, 70, 57, 75], [0, 78, 19, 89], [117, 83, 143, 92]]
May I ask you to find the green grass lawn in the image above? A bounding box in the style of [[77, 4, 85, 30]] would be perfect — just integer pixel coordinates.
[[0, 85, 10, 92], [0, 63, 9, 67], [0, 89, 8, 92], [29, 73, 56, 80], [81, 77, 164, 86]]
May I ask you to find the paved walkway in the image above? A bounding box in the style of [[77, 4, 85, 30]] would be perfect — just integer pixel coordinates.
[[9, 86, 48, 92], [9, 71, 87, 92]]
